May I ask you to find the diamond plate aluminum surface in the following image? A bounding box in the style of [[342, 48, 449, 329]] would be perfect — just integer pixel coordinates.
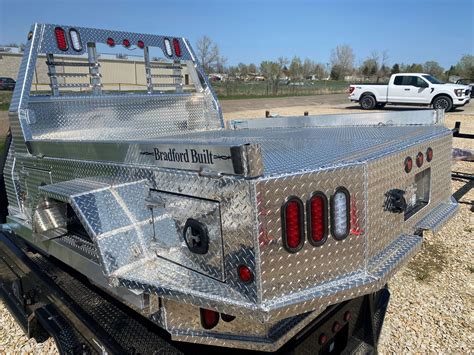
[[149, 190, 224, 280], [366, 134, 453, 259], [256, 164, 367, 302], [3, 24, 460, 352], [27, 93, 221, 141]]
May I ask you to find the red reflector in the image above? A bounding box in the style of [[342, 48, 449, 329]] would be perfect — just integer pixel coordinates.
[[54, 27, 68, 51], [282, 198, 304, 252], [404, 157, 413, 173], [307, 193, 328, 246], [137, 40, 145, 49], [200, 308, 219, 329], [416, 152, 424, 168], [106, 37, 115, 47], [172, 38, 182, 57], [238, 265, 253, 283], [426, 147, 433, 162], [122, 39, 130, 48]]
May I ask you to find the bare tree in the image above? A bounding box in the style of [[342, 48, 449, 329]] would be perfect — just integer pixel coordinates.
[[289, 56, 303, 80], [260, 57, 288, 95], [196, 36, 221, 73], [330, 45, 355, 79]]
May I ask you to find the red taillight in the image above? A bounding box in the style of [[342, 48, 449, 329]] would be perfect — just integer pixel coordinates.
[[200, 308, 219, 329], [282, 197, 304, 252], [426, 147, 433, 162], [106, 37, 115, 47], [349, 86, 355, 94], [54, 27, 68, 51], [122, 39, 131, 48], [137, 40, 145, 49], [238, 265, 253, 283], [416, 152, 424, 168], [307, 192, 328, 246], [404, 156, 413, 173], [172, 38, 182, 57]]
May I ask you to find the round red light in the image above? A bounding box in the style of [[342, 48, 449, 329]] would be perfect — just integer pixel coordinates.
[[122, 39, 130, 48], [416, 152, 424, 168], [344, 311, 352, 322], [404, 157, 413, 173], [332, 321, 342, 333], [238, 265, 253, 283], [200, 308, 219, 329], [106, 37, 115, 47], [319, 333, 328, 345], [137, 40, 145, 49], [426, 147, 433, 162]]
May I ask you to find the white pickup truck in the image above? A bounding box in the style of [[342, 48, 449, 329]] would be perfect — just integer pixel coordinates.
[[349, 73, 471, 111]]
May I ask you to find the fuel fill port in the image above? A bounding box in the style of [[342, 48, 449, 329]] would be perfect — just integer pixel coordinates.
[[184, 219, 209, 254]]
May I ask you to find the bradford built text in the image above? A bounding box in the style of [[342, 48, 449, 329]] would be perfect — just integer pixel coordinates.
[[153, 148, 215, 165]]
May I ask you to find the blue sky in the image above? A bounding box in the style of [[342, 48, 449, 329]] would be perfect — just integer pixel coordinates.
[[0, 0, 472, 69]]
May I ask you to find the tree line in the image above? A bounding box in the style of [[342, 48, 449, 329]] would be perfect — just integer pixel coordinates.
[[196, 37, 474, 85]]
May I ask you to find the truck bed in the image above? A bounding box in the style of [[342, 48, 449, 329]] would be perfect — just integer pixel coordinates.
[[152, 124, 448, 176]]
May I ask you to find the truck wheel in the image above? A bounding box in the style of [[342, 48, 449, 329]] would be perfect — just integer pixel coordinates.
[[432, 96, 453, 112], [376, 103, 386, 109], [360, 95, 377, 110]]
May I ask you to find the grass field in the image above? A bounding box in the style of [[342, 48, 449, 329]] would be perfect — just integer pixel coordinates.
[[213, 80, 349, 99], [0, 92, 12, 111]]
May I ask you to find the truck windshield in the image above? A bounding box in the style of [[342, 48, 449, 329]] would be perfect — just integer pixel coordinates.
[[422, 75, 444, 84]]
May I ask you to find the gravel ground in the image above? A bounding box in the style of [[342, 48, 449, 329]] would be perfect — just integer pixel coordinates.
[[0, 107, 472, 353]]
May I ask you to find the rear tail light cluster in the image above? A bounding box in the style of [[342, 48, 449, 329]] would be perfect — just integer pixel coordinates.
[[281, 188, 351, 252], [200, 309, 236, 330], [348, 86, 355, 94], [53, 27, 183, 57], [404, 147, 433, 173]]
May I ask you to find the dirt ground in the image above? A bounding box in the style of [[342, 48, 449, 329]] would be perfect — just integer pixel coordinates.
[[0, 99, 473, 353]]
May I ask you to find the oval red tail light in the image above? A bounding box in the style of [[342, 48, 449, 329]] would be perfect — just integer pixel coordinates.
[[307, 192, 328, 246], [426, 147, 433, 162], [404, 156, 413, 173], [200, 308, 219, 329], [172, 38, 182, 57], [416, 152, 424, 167], [54, 27, 68, 51], [281, 197, 304, 252]]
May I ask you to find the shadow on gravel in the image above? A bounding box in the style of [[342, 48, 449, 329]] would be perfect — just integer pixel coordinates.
[[405, 240, 448, 282]]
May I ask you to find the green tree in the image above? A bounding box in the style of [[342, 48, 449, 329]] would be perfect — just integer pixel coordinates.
[[423, 61, 444, 78], [406, 63, 424, 73], [455, 55, 474, 78], [391, 63, 400, 75], [330, 65, 343, 80], [360, 58, 378, 78]]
